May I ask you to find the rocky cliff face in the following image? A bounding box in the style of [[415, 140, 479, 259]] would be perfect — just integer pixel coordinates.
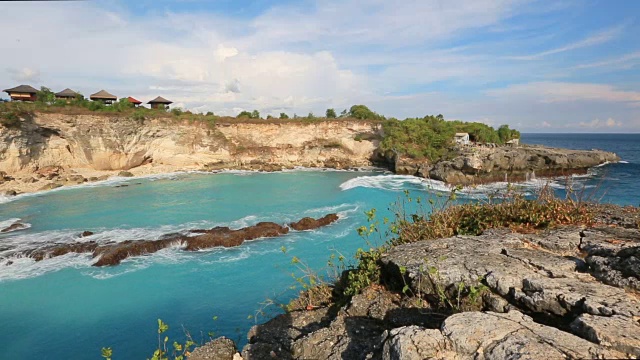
[[0, 114, 382, 193], [396, 145, 620, 185]]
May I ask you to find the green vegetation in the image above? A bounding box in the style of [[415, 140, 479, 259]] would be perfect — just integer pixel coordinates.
[[380, 115, 521, 160], [325, 108, 337, 118]]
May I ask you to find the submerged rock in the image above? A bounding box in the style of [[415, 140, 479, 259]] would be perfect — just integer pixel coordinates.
[[289, 213, 339, 231], [0, 222, 27, 233], [26, 214, 338, 267]]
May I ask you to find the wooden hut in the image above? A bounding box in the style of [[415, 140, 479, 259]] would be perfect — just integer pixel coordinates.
[[90, 90, 117, 104], [3, 85, 38, 102], [147, 96, 172, 110], [55, 88, 80, 103], [127, 97, 142, 107]]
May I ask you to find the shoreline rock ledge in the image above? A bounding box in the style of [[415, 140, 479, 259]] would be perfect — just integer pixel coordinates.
[[395, 145, 620, 185], [197, 205, 640, 360]]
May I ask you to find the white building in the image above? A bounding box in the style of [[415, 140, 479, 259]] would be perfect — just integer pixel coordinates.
[[454, 133, 470, 145]]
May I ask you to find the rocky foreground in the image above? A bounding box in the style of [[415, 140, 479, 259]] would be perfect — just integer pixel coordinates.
[[193, 205, 640, 359], [10, 214, 338, 267]]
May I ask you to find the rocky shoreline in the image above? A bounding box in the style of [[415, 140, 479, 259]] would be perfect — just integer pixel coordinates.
[[0, 113, 621, 196], [5, 214, 338, 267], [192, 205, 640, 360]]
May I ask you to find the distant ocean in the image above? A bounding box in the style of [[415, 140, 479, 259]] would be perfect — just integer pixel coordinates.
[[0, 133, 637, 359], [521, 133, 640, 206]]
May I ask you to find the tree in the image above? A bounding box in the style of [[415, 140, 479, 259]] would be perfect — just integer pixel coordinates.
[[251, 110, 260, 119], [279, 112, 289, 119], [206, 111, 214, 116], [326, 108, 337, 118], [348, 105, 381, 120], [307, 112, 315, 119], [36, 87, 55, 104], [498, 125, 512, 143], [237, 110, 252, 118], [340, 109, 347, 117]]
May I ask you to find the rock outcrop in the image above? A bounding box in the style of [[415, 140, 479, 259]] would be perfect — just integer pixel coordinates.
[[0, 113, 620, 194], [198, 206, 640, 359], [0, 114, 382, 194], [396, 145, 620, 185], [26, 214, 339, 266]]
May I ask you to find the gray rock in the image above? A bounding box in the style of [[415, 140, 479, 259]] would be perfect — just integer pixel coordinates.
[[189, 337, 240, 360], [571, 314, 640, 357], [441, 311, 623, 359], [382, 326, 454, 360]]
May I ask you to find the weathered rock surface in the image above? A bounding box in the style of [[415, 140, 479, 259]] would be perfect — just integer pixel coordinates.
[[0, 221, 28, 233], [217, 215, 640, 359], [396, 145, 619, 185], [0, 114, 382, 194], [25, 214, 338, 266], [289, 214, 340, 231], [188, 337, 241, 360]]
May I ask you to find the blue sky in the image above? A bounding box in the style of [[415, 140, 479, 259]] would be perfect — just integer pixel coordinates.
[[0, 0, 639, 132]]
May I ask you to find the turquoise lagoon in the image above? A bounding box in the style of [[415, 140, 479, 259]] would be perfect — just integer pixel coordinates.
[[0, 139, 635, 360]]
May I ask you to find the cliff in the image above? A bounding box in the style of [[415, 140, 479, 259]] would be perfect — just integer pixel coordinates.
[[0, 113, 382, 194], [395, 144, 620, 185], [0, 113, 621, 194]]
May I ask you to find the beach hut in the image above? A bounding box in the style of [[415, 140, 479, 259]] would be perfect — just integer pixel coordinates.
[[127, 97, 142, 107], [3, 85, 38, 102], [147, 96, 172, 110], [506, 138, 520, 146], [90, 90, 117, 104], [55, 88, 80, 103], [454, 132, 470, 145]]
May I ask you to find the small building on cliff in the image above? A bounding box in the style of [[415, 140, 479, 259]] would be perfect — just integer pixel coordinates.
[[454, 133, 470, 145], [147, 96, 172, 110], [55, 88, 80, 102], [3, 85, 38, 102], [127, 97, 142, 107], [90, 90, 117, 104]]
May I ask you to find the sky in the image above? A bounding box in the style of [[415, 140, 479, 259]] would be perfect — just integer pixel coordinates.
[[0, 0, 639, 132]]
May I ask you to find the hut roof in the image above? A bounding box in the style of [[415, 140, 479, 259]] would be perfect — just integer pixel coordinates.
[[3, 85, 38, 94], [147, 96, 173, 104], [127, 96, 142, 105], [455, 133, 469, 137], [55, 88, 79, 97], [90, 90, 117, 100]]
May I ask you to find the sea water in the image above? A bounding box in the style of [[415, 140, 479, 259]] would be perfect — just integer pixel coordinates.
[[0, 134, 638, 359]]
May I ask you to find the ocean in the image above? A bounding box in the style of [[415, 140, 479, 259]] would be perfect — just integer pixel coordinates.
[[0, 133, 637, 359]]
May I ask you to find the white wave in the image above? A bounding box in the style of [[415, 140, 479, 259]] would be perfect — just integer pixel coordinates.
[[618, 160, 629, 164], [0, 253, 91, 282], [340, 175, 452, 192], [595, 161, 611, 168]]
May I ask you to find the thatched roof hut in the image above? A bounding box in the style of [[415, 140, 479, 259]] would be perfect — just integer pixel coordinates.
[[90, 90, 117, 104], [55, 88, 79, 99], [147, 96, 172, 109], [3, 85, 38, 101]]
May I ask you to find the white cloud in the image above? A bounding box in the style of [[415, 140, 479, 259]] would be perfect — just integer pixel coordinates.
[[579, 117, 622, 128], [575, 51, 640, 70], [6, 67, 41, 83], [486, 82, 640, 104], [506, 25, 623, 61]]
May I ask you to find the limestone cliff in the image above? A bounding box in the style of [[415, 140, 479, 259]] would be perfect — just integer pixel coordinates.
[[395, 144, 620, 185], [0, 114, 382, 193]]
